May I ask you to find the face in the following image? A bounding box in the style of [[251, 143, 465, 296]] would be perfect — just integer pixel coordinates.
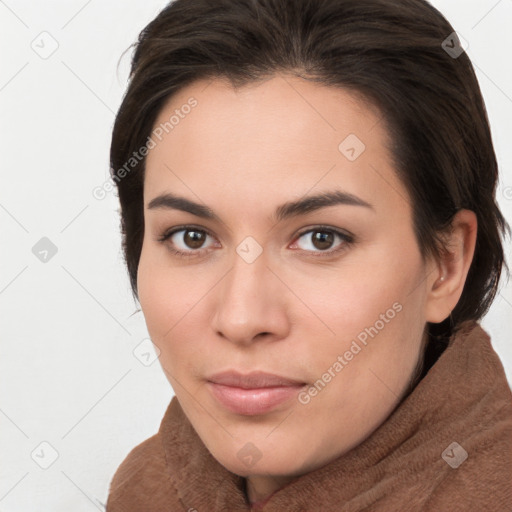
[[138, 74, 432, 484]]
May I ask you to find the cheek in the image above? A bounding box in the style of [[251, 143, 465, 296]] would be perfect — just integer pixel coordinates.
[[137, 247, 180, 349], [137, 243, 198, 333], [290, 264, 427, 434], [293, 247, 424, 345], [293, 247, 427, 394], [137, 247, 213, 376]]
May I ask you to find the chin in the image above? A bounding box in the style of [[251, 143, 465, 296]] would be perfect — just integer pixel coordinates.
[[211, 442, 314, 480]]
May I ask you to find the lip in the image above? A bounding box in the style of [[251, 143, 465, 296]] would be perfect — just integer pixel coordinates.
[[206, 371, 307, 416]]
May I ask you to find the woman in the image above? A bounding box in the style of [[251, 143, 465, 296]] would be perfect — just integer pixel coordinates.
[[106, 0, 512, 510]]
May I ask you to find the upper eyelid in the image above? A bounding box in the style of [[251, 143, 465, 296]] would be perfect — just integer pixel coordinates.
[[161, 225, 215, 240], [295, 225, 352, 238]]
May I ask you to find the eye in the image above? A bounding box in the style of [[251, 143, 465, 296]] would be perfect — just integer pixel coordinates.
[[157, 226, 218, 258], [290, 226, 354, 256], [157, 225, 354, 259]]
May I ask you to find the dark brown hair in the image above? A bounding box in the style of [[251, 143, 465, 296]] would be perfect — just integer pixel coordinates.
[[110, 0, 509, 341]]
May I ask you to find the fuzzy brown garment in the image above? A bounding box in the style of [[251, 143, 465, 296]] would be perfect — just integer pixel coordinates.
[[106, 321, 512, 511]]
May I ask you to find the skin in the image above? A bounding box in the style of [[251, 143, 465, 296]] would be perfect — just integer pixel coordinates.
[[137, 74, 477, 505]]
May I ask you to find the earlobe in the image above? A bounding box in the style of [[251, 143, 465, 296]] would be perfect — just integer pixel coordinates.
[[425, 210, 478, 323]]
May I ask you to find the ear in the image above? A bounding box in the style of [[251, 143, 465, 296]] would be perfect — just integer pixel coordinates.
[[424, 209, 478, 323]]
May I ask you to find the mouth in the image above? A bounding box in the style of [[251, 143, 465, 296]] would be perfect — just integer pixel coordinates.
[[206, 370, 307, 416]]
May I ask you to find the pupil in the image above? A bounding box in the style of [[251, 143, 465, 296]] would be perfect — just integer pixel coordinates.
[[313, 231, 333, 250]]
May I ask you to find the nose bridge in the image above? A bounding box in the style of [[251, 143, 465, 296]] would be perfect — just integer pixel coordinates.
[[221, 245, 271, 321], [213, 241, 288, 344]]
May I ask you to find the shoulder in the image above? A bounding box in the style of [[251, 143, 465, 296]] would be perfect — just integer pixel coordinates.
[[106, 433, 182, 511], [426, 322, 512, 508]]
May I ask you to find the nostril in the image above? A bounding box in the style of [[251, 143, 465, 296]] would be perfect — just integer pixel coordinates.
[[257, 332, 271, 338]]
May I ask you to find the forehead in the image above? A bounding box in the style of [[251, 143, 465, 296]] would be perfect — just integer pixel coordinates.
[[143, 74, 409, 218]]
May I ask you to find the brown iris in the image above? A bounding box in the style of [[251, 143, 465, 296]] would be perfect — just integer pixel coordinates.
[[183, 230, 206, 249], [311, 230, 334, 251]]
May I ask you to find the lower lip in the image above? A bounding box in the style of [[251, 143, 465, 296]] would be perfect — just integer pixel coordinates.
[[207, 382, 305, 416]]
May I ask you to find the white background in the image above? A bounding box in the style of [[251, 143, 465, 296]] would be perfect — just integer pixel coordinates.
[[1, 1, 511, 510]]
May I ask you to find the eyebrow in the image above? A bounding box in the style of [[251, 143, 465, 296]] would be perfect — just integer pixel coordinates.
[[147, 190, 374, 223]]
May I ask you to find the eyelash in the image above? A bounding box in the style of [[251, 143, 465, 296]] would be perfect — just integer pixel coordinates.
[[156, 225, 355, 259]]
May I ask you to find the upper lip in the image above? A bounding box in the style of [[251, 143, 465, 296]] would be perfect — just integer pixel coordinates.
[[207, 370, 306, 389]]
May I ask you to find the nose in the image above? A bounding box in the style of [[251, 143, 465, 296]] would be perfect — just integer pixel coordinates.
[[211, 247, 291, 347]]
